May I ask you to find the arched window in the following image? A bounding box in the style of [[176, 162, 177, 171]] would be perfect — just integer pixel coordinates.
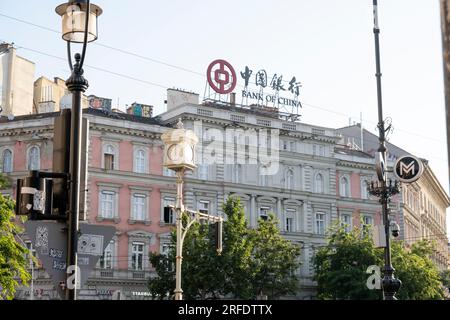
[[2, 149, 12, 173], [103, 144, 116, 170], [286, 169, 294, 189], [134, 149, 146, 173], [314, 173, 323, 193], [340, 176, 349, 197], [27, 146, 40, 170], [361, 179, 369, 199]]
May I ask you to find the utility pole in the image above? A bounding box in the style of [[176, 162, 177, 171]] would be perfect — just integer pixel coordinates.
[[370, 0, 401, 300], [440, 0, 450, 191]]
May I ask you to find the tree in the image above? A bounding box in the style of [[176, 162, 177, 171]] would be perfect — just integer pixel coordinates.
[[391, 240, 445, 300], [313, 223, 445, 300], [313, 223, 382, 300], [251, 213, 301, 299], [0, 174, 31, 300], [148, 197, 301, 299]]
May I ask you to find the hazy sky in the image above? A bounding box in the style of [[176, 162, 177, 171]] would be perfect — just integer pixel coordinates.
[[1, 1, 449, 234]]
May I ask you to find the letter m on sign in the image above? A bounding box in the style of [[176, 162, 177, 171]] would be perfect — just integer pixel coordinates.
[[400, 161, 415, 176]]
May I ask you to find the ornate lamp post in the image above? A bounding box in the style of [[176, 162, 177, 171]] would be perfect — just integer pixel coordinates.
[[368, 0, 402, 300], [161, 119, 223, 300], [55, 0, 102, 300]]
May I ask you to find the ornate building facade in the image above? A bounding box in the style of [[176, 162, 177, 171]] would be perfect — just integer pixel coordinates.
[[1, 89, 446, 299]]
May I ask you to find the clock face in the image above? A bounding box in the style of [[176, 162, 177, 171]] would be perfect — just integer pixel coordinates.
[[167, 143, 195, 163], [167, 144, 182, 161]]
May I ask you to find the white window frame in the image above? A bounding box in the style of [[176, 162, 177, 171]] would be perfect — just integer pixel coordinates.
[[27, 145, 40, 171], [285, 208, 296, 232], [314, 173, 324, 193], [362, 215, 374, 227], [361, 179, 369, 199], [133, 148, 146, 174], [163, 167, 175, 177], [99, 190, 117, 219], [315, 212, 325, 235], [197, 200, 210, 214], [259, 206, 271, 221], [102, 143, 119, 170], [131, 242, 145, 271], [340, 214, 352, 232], [340, 176, 350, 197], [162, 196, 175, 224], [1, 148, 13, 173], [99, 240, 115, 269], [131, 193, 147, 221], [286, 169, 294, 189]]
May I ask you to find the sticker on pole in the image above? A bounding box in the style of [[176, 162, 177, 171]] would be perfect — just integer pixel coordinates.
[[78, 234, 104, 256], [393, 155, 423, 183]]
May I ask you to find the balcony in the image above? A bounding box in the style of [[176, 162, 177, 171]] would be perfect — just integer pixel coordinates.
[[90, 268, 152, 281]]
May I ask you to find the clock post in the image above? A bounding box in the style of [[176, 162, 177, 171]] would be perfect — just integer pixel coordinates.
[[161, 119, 223, 300]]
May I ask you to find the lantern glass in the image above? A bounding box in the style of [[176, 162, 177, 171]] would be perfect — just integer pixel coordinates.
[[56, 2, 102, 43]]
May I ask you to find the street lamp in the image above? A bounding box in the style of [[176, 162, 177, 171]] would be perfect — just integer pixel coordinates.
[[55, 0, 102, 300], [161, 119, 223, 300], [368, 0, 401, 300]]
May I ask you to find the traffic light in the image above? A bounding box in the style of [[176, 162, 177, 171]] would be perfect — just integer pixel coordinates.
[[16, 171, 53, 220]]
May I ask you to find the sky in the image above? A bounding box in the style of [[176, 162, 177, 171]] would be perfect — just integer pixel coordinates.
[[1, 1, 449, 235]]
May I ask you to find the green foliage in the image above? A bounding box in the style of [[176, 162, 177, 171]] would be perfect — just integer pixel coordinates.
[[313, 223, 382, 300], [0, 174, 11, 189], [0, 191, 31, 300], [148, 197, 301, 299], [251, 213, 301, 299], [391, 240, 445, 300], [313, 223, 446, 300]]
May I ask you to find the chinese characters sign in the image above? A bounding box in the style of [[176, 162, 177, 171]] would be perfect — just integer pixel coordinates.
[[206, 59, 302, 109]]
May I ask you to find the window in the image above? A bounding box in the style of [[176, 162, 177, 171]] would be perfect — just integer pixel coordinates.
[[163, 167, 175, 177], [132, 194, 146, 221], [282, 140, 288, 151], [259, 206, 270, 221], [313, 144, 325, 156], [131, 242, 144, 271], [104, 144, 115, 170], [1, 149, 12, 173], [363, 215, 373, 226], [24, 241, 36, 260], [134, 149, 145, 173], [286, 217, 293, 232], [259, 166, 269, 186], [315, 213, 325, 235], [198, 201, 210, 214], [27, 146, 40, 170], [99, 241, 114, 269], [100, 191, 115, 218], [286, 169, 294, 189], [285, 208, 296, 232], [198, 164, 208, 180], [162, 243, 174, 271], [290, 141, 295, 152], [233, 164, 242, 183], [340, 214, 352, 232], [340, 176, 349, 197], [314, 173, 324, 193], [163, 197, 175, 224], [361, 180, 369, 199]]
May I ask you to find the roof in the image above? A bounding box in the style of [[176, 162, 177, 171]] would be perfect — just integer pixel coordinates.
[[337, 124, 411, 161], [0, 108, 163, 126], [334, 146, 374, 158]]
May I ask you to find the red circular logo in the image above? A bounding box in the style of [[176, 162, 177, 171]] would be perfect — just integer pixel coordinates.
[[207, 59, 237, 94]]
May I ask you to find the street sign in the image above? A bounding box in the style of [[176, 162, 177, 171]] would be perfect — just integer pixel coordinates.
[[393, 155, 423, 183], [375, 151, 386, 182], [24, 221, 115, 299]]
